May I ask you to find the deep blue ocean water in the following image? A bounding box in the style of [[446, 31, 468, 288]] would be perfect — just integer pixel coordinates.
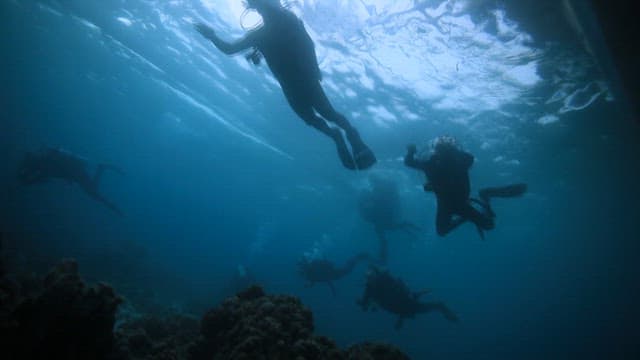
[[2, 0, 639, 359]]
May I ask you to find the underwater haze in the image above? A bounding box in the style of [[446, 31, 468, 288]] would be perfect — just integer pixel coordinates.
[[2, 0, 639, 359]]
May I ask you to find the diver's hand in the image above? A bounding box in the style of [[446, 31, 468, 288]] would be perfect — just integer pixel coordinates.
[[195, 23, 216, 40], [407, 144, 417, 155]]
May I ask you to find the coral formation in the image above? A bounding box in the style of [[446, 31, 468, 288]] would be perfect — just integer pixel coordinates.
[[113, 311, 199, 360], [1, 261, 410, 360], [190, 285, 409, 360], [345, 342, 411, 360], [0, 259, 122, 359]]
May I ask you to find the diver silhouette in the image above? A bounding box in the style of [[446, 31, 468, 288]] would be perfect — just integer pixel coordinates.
[[404, 136, 527, 240], [358, 174, 420, 264], [297, 252, 370, 295], [18, 147, 124, 216], [195, 0, 376, 170], [357, 266, 458, 329]]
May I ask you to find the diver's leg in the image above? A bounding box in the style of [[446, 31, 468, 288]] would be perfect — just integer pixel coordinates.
[[327, 281, 336, 296], [310, 83, 376, 169], [282, 86, 356, 169], [435, 202, 464, 236], [420, 302, 459, 323], [460, 203, 494, 240], [85, 188, 124, 217]]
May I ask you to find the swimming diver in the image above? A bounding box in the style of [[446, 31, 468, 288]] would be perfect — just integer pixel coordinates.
[[358, 174, 420, 265], [357, 266, 458, 329], [404, 136, 527, 240], [297, 252, 370, 295], [18, 147, 124, 216], [195, 0, 376, 170]]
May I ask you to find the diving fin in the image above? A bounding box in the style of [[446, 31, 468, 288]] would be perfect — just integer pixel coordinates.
[[479, 183, 527, 202], [332, 129, 356, 170], [346, 130, 376, 170], [353, 146, 377, 170]]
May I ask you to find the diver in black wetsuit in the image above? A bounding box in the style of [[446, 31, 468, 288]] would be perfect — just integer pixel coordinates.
[[298, 253, 370, 295], [404, 136, 527, 240], [357, 266, 458, 329], [18, 147, 124, 216], [195, 0, 376, 170], [358, 174, 420, 265]]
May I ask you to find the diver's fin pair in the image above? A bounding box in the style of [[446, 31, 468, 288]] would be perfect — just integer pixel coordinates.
[[336, 144, 376, 170], [479, 183, 527, 203], [334, 128, 377, 170]]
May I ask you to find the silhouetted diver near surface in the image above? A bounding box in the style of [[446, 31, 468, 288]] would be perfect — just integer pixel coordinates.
[[195, 0, 376, 170], [297, 253, 370, 295], [18, 147, 124, 216], [358, 174, 420, 264], [357, 266, 458, 329], [404, 136, 527, 240]]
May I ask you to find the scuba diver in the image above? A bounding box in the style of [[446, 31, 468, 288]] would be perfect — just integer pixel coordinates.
[[357, 266, 458, 329], [297, 252, 370, 295], [18, 147, 124, 216], [404, 136, 527, 240], [195, 0, 376, 170], [358, 174, 420, 265]]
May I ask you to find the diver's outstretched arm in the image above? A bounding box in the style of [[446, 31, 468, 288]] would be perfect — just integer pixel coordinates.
[[404, 145, 428, 170], [195, 23, 257, 55]]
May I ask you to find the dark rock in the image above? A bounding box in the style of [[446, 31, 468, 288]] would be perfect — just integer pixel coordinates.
[[346, 342, 411, 360], [0, 259, 123, 359], [190, 285, 410, 360]]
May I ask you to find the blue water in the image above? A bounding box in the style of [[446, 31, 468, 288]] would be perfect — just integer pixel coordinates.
[[2, 0, 639, 359]]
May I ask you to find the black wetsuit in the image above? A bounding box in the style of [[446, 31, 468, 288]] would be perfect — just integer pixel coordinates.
[[19, 148, 123, 216], [198, 6, 376, 170], [358, 267, 458, 328], [405, 148, 493, 236]]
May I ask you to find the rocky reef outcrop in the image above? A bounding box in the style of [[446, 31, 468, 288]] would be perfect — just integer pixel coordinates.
[[188, 285, 409, 360], [0, 259, 122, 359], [1, 260, 411, 360]]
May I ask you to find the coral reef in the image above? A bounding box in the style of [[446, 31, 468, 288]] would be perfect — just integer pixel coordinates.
[[112, 311, 199, 360], [0, 259, 122, 359], [0, 259, 410, 360], [189, 285, 409, 360], [345, 342, 411, 360]]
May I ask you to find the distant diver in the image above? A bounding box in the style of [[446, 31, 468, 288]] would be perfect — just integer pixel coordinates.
[[357, 266, 459, 329], [358, 173, 420, 265], [297, 252, 370, 295], [195, 0, 376, 170], [404, 136, 527, 240], [18, 147, 124, 216]]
